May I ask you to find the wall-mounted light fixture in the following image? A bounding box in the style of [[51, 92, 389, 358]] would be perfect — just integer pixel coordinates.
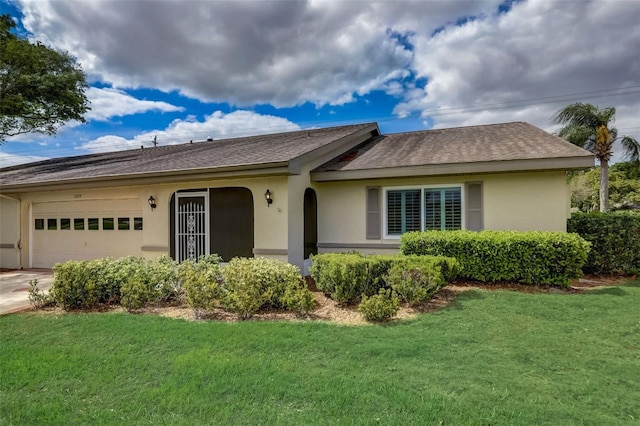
[[148, 196, 157, 210], [264, 189, 273, 207]]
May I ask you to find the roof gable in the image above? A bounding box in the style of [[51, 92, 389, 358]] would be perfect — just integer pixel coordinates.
[[312, 122, 594, 181]]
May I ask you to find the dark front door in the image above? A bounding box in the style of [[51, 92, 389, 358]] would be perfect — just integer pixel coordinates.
[[210, 187, 254, 261], [303, 188, 318, 259]]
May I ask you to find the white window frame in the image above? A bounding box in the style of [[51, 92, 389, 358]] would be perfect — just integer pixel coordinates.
[[383, 184, 465, 239]]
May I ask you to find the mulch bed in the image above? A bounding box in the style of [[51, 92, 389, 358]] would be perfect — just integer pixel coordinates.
[[16, 274, 635, 325]]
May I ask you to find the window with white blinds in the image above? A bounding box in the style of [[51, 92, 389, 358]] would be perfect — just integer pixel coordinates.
[[385, 186, 463, 236], [386, 189, 421, 235], [425, 188, 461, 230]]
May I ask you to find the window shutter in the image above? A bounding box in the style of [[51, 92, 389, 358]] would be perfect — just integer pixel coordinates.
[[466, 182, 483, 231], [366, 187, 381, 239]]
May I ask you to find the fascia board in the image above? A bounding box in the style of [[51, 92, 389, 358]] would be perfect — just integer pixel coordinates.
[[311, 156, 595, 182]]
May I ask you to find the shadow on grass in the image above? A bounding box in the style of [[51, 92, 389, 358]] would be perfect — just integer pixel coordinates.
[[584, 287, 628, 296], [447, 289, 486, 310]]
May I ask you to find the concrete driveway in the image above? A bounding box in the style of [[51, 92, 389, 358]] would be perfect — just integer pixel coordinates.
[[0, 270, 53, 315]]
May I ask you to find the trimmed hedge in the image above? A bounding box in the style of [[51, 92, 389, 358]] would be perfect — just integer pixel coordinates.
[[120, 256, 180, 311], [568, 212, 640, 275], [400, 230, 590, 286], [179, 257, 224, 316], [51, 255, 315, 317], [309, 253, 460, 304], [52, 257, 146, 310], [51, 256, 181, 311], [221, 257, 315, 319]]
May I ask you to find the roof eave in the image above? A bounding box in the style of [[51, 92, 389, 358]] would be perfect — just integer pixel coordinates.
[[0, 162, 290, 194], [311, 156, 595, 182]]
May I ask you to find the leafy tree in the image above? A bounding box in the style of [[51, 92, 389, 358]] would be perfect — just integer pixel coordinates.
[[570, 162, 640, 212], [0, 14, 90, 143], [553, 103, 640, 212]]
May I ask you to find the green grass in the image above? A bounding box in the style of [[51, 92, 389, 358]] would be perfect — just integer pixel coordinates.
[[2, 278, 639, 425]]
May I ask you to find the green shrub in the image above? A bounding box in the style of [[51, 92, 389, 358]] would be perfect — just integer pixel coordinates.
[[401, 230, 590, 286], [568, 212, 640, 275], [120, 256, 181, 311], [120, 273, 153, 311], [51, 260, 99, 310], [309, 253, 369, 304], [196, 254, 223, 267], [309, 253, 395, 303], [310, 253, 357, 301], [310, 253, 459, 304], [147, 255, 181, 303], [281, 285, 317, 314], [52, 256, 182, 311], [94, 257, 144, 304], [179, 259, 223, 316], [385, 258, 447, 305], [221, 257, 313, 319], [28, 279, 54, 308], [358, 289, 399, 322], [51, 254, 313, 317]]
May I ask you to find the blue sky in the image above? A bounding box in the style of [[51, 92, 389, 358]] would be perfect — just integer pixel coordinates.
[[1, 0, 639, 167]]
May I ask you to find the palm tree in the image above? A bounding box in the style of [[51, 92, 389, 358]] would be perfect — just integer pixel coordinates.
[[553, 103, 640, 212]]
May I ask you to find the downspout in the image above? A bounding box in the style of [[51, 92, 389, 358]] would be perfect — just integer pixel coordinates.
[[0, 193, 23, 269]]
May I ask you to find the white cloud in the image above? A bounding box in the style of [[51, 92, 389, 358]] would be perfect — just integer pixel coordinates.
[[398, 2, 639, 122], [393, 0, 640, 160], [77, 110, 301, 153], [16, 0, 500, 107], [86, 87, 184, 121], [12, 0, 639, 163], [0, 151, 49, 167]]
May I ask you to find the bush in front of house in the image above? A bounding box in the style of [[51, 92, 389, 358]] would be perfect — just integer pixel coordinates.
[[568, 212, 640, 275], [119, 255, 181, 311], [309, 253, 369, 304], [50, 255, 315, 317], [28, 279, 54, 308], [51, 260, 99, 309], [309, 253, 460, 304], [358, 288, 400, 322], [385, 257, 450, 305], [400, 230, 590, 286], [51, 257, 142, 310], [51, 256, 181, 311], [178, 256, 224, 317], [220, 257, 316, 319]]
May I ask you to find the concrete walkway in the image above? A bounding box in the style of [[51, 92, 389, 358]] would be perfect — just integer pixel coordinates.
[[0, 270, 53, 315]]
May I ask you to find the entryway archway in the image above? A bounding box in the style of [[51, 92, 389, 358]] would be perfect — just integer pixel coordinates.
[[303, 188, 318, 259]]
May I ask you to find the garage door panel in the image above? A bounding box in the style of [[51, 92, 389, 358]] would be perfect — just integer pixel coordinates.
[[32, 199, 144, 268]]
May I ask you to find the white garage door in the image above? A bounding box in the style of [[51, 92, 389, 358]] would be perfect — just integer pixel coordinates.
[[32, 199, 144, 268]]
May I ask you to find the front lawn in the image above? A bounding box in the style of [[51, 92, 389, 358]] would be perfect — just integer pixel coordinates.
[[1, 278, 639, 425]]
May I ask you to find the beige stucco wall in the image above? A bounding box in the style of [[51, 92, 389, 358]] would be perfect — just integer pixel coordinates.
[[11, 175, 290, 269], [0, 195, 21, 269], [4, 168, 571, 269], [151, 176, 290, 259], [483, 171, 570, 231], [314, 171, 570, 253]]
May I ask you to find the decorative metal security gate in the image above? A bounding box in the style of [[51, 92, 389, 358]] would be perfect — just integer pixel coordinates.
[[175, 192, 209, 262]]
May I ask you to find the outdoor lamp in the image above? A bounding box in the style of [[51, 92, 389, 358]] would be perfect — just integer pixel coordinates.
[[148, 196, 157, 210], [264, 189, 273, 207]]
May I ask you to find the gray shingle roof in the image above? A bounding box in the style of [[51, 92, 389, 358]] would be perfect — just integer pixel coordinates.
[[313, 122, 593, 173], [0, 123, 376, 187], [1, 121, 594, 189]]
